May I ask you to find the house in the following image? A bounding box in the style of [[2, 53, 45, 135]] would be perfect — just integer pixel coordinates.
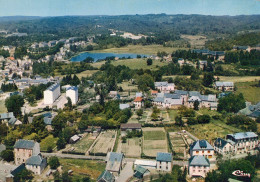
[[233, 46, 250, 52], [44, 83, 61, 105], [134, 159, 157, 169], [134, 165, 150, 179], [66, 86, 78, 105], [119, 104, 130, 110], [188, 155, 210, 178], [136, 92, 143, 98], [69, 135, 80, 144], [0, 112, 14, 122], [156, 152, 172, 171], [97, 170, 115, 182], [14, 139, 40, 165], [151, 90, 158, 96], [85, 126, 102, 137], [155, 81, 175, 93], [5, 163, 26, 182], [44, 117, 53, 131], [178, 58, 185, 66], [187, 91, 218, 110], [153, 93, 183, 109], [214, 82, 234, 91], [214, 138, 235, 155], [133, 97, 144, 109], [105, 152, 124, 175], [190, 140, 214, 159], [238, 101, 260, 119], [25, 154, 47, 175], [109, 91, 118, 98], [199, 61, 208, 70], [226, 132, 259, 154], [120, 123, 142, 136], [7, 117, 22, 127]]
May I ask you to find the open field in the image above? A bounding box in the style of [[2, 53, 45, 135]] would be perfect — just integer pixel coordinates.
[[40, 135, 58, 152], [168, 110, 178, 122], [218, 76, 260, 83], [181, 34, 207, 48], [90, 130, 116, 155], [92, 58, 169, 70], [118, 81, 138, 92], [69, 134, 96, 153], [121, 137, 141, 158], [185, 120, 242, 142], [143, 127, 167, 157], [92, 44, 186, 55], [59, 158, 105, 181], [235, 81, 260, 104], [76, 70, 99, 78], [0, 100, 7, 113]]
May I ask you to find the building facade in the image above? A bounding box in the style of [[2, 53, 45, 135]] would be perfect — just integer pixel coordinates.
[[190, 140, 214, 159], [156, 152, 172, 172], [44, 83, 61, 105], [189, 155, 210, 178], [66, 86, 78, 105], [25, 154, 47, 175], [155, 82, 175, 93]]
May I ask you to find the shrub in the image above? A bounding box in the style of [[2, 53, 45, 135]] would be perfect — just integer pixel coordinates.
[[48, 156, 60, 169]]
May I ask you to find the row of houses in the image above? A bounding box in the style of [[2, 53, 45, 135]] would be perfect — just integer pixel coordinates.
[[30, 37, 79, 49]]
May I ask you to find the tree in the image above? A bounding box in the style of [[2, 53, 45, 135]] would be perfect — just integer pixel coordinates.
[[5, 95, 24, 117], [57, 136, 66, 150], [23, 114, 29, 124], [48, 156, 60, 169], [14, 169, 33, 182], [0, 150, 14, 162], [67, 97, 73, 110], [147, 58, 153, 66], [175, 116, 184, 126], [217, 93, 246, 113], [136, 109, 143, 118], [136, 73, 154, 92], [203, 73, 214, 87], [151, 113, 158, 121], [193, 100, 199, 110], [31, 116, 45, 133], [197, 114, 211, 124]]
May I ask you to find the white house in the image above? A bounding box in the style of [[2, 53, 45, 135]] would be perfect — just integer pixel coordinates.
[[133, 97, 144, 109], [226, 132, 259, 154], [190, 140, 214, 159], [214, 138, 235, 155], [44, 83, 61, 105], [25, 154, 47, 175], [66, 86, 78, 105], [214, 82, 234, 91], [155, 82, 175, 93], [189, 155, 210, 178], [156, 152, 172, 172]]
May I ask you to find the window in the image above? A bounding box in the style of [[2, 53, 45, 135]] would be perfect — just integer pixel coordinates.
[[208, 150, 210, 153], [202, 151, 204, 153], [196, 151, 199, 154]]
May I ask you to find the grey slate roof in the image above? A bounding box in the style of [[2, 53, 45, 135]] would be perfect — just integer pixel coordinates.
[[67, 86, 78, 91], [189, 156, 210, 166], [190, 140, 214, 151], [155, 82, 168, 87], [106, 152, 124, 172], [249, 110, 260, 118], [174, 90, 188, 95], [119, 104, 130, 110], [0, 112, 14, 119], [0, 144, 6, 153], [14, 139, 36, 149], [44, 117, 52, 125], [97, 170, 115, 182], [8, 117, 17, 125], [10, 164, 26, 176], [153, 97, 164, 103], [46, 83, 60, 91], [156, 152, 172, 162], [227, 132, 258, 140], [25, 154, 46, 166], [215, 82, 234, 87], [214, 138, 228, 149]]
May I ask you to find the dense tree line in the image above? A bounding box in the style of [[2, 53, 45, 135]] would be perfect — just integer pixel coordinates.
[[217, 93, 246, 113], [24, 82, 52, 104], [61, 74, 80, 86], [0, 49, 10, 58], [225, 49, 260, 66], [1, 83, 17, 92]]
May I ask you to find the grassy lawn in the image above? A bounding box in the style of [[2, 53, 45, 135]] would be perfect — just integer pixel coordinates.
[[92, 44, 186, 55], [0, 100, 7, 113], [76, 70, 99, 79], [196, 108, 220, 116], [59, 158, 106, 181], [235, 81, 260, 104], [168, 110, 178, 122], [143, 131, 166, 140], [118, 81, 138, 91], [40, 135, 58, 152], [218, 76, 260, 83]]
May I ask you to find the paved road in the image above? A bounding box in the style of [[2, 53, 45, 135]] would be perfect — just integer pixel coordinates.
[[116, 162, 134, 182]]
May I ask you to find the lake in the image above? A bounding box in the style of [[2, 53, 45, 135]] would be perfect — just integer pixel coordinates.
[[70, 52, 148, 62]]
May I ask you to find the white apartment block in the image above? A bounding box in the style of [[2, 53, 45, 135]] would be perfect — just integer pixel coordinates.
[[66, 86, 78, 105], [44, 83, 61, 105]]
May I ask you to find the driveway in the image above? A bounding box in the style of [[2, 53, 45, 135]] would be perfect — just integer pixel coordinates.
[[116, 162, 134, 182]]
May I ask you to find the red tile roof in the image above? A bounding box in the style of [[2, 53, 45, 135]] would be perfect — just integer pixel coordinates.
[[134, 97, 143, 102]]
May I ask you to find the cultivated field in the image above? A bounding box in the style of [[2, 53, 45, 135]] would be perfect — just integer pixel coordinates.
[[67, 134, 96, 154], [185, 120, 242, 142], [235, 81, 260, 104], [142, 127, 168, 157], [59, 159, 105, 181], [90, 130, 117, 155], [121, 137, 142, 158]]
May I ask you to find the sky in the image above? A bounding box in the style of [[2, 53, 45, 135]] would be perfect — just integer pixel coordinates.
[[0, 0, 259, 17]]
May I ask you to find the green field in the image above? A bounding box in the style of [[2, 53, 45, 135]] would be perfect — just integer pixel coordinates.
[[0, 100, 7, 113], [235, 81, 260, 104], [219, 76, 260, 83], [92, 44, 186, 55], [168, 110, 178, 122], [40, 135, 58, 152], [59, 158, 106, 181], [143, 131, 166, 140]]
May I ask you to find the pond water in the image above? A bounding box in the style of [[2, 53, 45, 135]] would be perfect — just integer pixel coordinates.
[[70, 52, 148, 62]]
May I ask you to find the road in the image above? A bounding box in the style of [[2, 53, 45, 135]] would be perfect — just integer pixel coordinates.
[[116, 162, 134, 182]]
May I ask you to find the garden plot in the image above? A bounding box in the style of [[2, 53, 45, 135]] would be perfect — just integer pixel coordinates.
[[69, 134, 96, 154], [90, 130, 117, 155], [142, 127, 168, 157], [121, 138, 141, 158]]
